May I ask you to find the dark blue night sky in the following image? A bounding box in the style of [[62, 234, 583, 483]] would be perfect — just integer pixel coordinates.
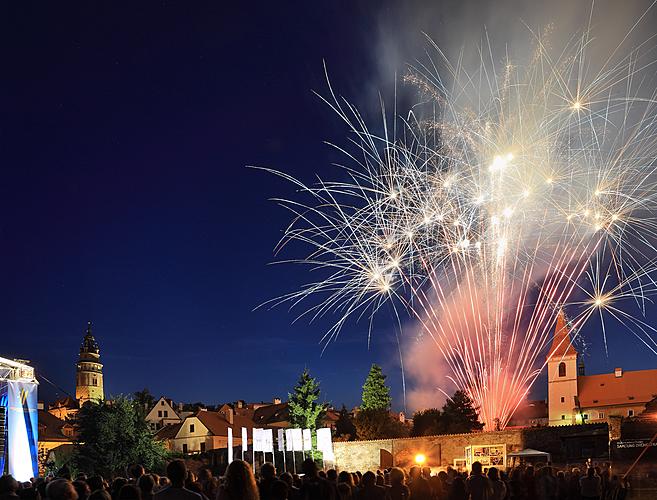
[[2, 1, 656, 411]]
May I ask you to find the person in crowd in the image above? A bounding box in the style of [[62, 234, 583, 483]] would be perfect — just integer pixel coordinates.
[[137, 475, 155, 500], [47, 479, 79, 500], [336, 483, 352, 500], [447, 476, 467, 500], [216, 460, 259, 500], [387, 468, 410, 500], [326, 471, 338, 484], [579, 467, 602, 500], [356, 471, 385, 500], [486, 467, 506, 500], [89, 491, 112, 500], [117, 485, 141, 500], [0, 476, 20, 500], [154, 460, 201, 500], [467, 461, 492, 500], [258, 463, 277, 500], [73, 481, 91, 500], [297, 459, 335, 500], [269, 481, 288, 500], [111, 479, 128, 500]]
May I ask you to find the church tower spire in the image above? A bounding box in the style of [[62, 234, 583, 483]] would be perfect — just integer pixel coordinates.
[[547, 310, 579, 425], [76, 321, 104, 405]]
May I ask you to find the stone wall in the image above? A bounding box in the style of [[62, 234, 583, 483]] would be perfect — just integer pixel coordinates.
[[333, 423, 610, 472]]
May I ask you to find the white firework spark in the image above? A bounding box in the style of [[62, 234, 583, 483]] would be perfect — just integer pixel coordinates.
[[259, 21, 657, 429]]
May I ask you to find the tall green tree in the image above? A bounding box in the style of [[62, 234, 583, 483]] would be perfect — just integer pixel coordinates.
[[361, 364, 392, 411], [133, 388, 155, 414], [288, 368, 327, 430], [440, 390, 483, 434], [73, 397, 168, 477], [334, 405, 356, 441]]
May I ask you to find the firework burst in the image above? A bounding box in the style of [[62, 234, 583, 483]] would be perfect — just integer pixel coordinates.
[[259, 23, 657, 429]]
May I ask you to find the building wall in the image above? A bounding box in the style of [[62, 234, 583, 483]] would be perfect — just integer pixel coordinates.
[[172, 416, 211, 454], [581, 404, 647, 422], [548, 354, 578, 425], [146, 398, 181, 431], [333, 424, 609, 472], [76, 358, 104, 403]]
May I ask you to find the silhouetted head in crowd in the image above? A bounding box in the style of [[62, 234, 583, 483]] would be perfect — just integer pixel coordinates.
[[488, 467, 499, 481], [137, 475, 155, 497], [47, 479, 79, 500], [129, 466, 145, 482], [389, 468, 405, 486], [587, 468, 596, 478], [87, 477, 104, 494], [0, 475, 19, 495], [197, 470, 211, 482], [223, 460, 258, 500], [279, 473, 294, 489], [471, 461, 483, 475], [301, 458, 318, 478], [72, 480, 90, 500], [337, 471, 353, 487], [260, 463, 276, 480], [117, 485, 141, 500], [88, 491, 111, 500], [270, 480, 288, 500], [327, 469, 337, 482], [166, 460, 187, 488], [361, 472, 376, 488], [409, 466, 420, 481]]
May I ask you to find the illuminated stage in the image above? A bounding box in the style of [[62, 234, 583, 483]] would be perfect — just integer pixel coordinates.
[[0, 356, 39, 481]]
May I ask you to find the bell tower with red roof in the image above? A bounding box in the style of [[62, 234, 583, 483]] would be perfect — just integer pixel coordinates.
[[547, 310, 579, 426]]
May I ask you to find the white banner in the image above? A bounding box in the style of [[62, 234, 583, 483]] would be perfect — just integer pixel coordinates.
[[242, 427, 248, 452], [253, 428, 264, 452], [302, 428, 312, 451], [278, 428, 285, 452], [263, 429, 274, 453], [291, 428, 303, 451], [227, 427, 233, 463], [285, 428, 294, 451], [316, 427, 333, 454]]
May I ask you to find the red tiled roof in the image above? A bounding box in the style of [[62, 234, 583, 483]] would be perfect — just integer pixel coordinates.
[[195, 410, 259, 437], [547, 310, 577, 360], [49, 396, 78, 409], [155, 423, 182, 440], [579, 368, 657, 407], [38, 410, 73, 442]]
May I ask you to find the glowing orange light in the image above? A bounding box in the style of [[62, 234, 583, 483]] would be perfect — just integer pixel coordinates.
[[415, 453, 426, 465]]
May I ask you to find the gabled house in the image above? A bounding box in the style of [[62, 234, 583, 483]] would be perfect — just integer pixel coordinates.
[[145, 396, 182, 431]]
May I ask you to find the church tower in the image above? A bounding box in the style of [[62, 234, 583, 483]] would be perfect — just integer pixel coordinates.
[[547, 310, 579, 426], [76, 321, 104, 405]]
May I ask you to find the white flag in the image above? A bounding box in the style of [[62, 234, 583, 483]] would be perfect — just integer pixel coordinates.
[[227, 427, 233, 463], [316, 427, 333, 454], [302, 428, 312, 451], [277, 429, 285, 452], [291, 428, 303, 451], [285, 428, 294, 451], [263, 429, 274, 453], [253, 428, 264, 452], [242, 427, 248, 452]]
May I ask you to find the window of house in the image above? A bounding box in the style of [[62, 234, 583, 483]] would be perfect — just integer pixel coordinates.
[[164, 410, 168, 417], [558, 362, 566, 377], [200, 442, 206, 453], [583, 414, 589, 420], [161, 400, 164, 406], [599, 412, 605, 419], [628, 409, 634, 417], [561, 415, 566, 420], [182, 444, 188, 454], [561, 397, 565, 403], [92, 378, 97, 386], [158, 411, 162, 417], [190, 424, 195, 433]]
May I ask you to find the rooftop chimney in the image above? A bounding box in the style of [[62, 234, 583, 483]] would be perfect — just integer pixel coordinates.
[[615, 367, 623, 378], [178, 402, 184, 412], [226, 407, 234, 424], [273, 397, 282, 405]]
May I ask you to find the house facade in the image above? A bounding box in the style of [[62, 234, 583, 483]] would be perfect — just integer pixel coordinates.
[[547, 310, 657, 425]]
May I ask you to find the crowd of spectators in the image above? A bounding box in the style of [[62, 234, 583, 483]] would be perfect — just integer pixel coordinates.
[[0, 458, 630, 500]]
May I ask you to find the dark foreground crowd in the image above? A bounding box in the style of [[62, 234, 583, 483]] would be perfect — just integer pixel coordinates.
[[0, 458, 630, 500]]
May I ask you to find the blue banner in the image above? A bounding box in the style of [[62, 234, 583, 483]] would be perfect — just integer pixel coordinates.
[[7, 380, 39, 481]]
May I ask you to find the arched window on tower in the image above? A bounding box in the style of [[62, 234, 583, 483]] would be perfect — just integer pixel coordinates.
[[558, 362, 566, 377]]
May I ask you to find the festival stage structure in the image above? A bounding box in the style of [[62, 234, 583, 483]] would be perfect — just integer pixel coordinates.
[[0, 356, 39, 481]]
